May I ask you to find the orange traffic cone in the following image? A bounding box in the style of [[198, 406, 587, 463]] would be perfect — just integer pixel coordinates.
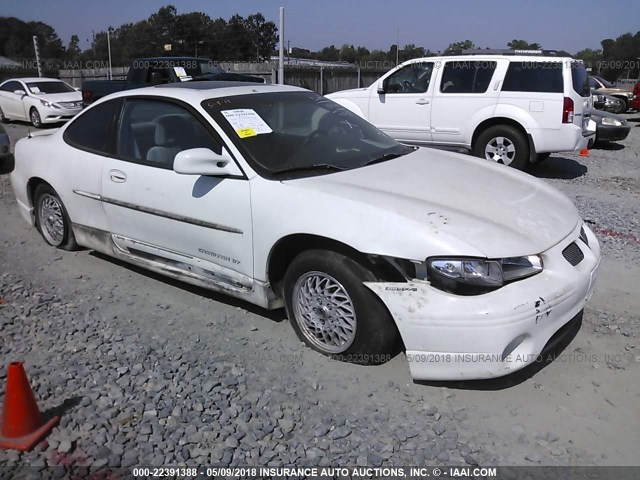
[[0, 362, 59, 451], [579, 148, 589, 157]]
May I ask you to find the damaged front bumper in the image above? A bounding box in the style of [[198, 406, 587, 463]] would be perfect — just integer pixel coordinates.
[[365, 224, 601, 381]]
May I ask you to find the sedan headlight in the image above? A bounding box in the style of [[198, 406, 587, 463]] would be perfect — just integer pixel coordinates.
[[426, 255, 542, 295], [40, 100, 61, 109], [601, 117, 623, 127]]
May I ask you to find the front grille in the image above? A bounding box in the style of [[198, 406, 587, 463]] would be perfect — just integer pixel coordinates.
[[59, 101, 82, 108], [562, 242, 584, 266]]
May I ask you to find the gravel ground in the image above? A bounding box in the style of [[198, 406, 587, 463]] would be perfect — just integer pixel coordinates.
[[0, 117, 639, 476]]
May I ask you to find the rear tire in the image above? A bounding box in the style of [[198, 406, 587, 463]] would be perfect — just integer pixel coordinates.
[[34, 184, 78, 251], [283, 250, 398, 364], [30, 108, 42, 128], [474, 125, 529, 170]]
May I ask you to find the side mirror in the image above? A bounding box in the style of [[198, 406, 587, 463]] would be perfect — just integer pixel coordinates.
[[173, 147, 242, 177], [376, 81, 386, 95], [14, 89, 26, 97]]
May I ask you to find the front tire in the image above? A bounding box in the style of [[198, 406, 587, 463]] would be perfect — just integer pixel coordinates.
[[34, 184, 78, 251], [612, 97, 628, 114], [474, 125, 528, 170], [30, 108, 42, 128], [283, 250, 398, 364]]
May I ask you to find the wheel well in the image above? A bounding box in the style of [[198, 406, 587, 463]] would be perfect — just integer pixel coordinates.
[[471, 117, 528, 150], [267, 234, 407, 294], [26, 177, 52, 207]]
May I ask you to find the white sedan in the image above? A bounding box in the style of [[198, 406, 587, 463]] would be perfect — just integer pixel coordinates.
[[0, 77, 83, 127], [10, 82, 601, 380]]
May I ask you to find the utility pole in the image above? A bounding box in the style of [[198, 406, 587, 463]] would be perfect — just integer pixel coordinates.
[[278, 7, 285, 84], [396, 26, 399, 66], [107, 27, 113, 80], [32, 36, 43, 77]]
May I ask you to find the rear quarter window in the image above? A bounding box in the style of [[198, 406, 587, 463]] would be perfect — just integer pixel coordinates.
[[502, 62, 563, 93], [63, 99, 120, 155]]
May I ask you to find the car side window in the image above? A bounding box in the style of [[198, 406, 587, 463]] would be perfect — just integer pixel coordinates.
[[384, 62, 434, 93], [502, 62, 563, 93], [440, 61, 497, 94], [116, 99, 222, 169], [64, 99, 120, 155], [0, 81, 21, 92]]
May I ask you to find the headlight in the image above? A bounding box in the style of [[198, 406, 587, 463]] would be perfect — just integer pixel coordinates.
[[426, 255, 542, 295], [601, 117, 622, 127], [40, 100, 60, 109]]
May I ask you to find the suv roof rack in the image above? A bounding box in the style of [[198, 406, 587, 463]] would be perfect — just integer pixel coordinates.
[[444, 49, 567, 57]]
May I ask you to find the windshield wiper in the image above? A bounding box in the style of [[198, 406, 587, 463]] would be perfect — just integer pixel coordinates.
[[271, 163, 347, 176], [363, 146, 415, 167]]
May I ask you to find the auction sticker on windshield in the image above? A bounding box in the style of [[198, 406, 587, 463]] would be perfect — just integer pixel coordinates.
[[173, 66, 192, 82], [221, 109, 273, 138]]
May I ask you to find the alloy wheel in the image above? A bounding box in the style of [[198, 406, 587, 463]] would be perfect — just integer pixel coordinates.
[[292, 271, 357, 354], [38, 193, 65, 246]]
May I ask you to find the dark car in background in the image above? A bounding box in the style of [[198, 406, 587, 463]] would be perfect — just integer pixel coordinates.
[[0, 124, 13, 173], [82, 57, 265, 106], [592, 90, 626, 113], [587, 109, 631, 146]]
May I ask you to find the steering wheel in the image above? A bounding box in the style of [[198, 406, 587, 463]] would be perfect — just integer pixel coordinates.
[[402, 80, 415, 93], [302, 129, 328, 148]]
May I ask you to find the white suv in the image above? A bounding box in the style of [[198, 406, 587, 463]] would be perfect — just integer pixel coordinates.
[[327, 50, 595, 170]]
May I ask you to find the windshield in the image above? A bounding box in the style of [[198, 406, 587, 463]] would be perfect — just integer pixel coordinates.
[[183, 61, 225, 78], [202, 91, 411, 179], [26, 81, 75, 94], [594, 76, 614, 88]]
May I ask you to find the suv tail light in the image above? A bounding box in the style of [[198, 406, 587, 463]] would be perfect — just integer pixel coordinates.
[[562, 97, 574, 123]]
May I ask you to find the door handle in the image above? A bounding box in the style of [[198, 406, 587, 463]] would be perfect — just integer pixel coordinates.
[[416, 99, 430, 105], [109, 169, 127, 183]]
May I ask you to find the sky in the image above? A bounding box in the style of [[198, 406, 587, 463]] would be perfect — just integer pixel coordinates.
[[2, 0, 639, 54]]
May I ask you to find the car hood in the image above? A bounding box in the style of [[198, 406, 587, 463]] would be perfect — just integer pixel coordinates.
[[595, 87, 633, 96], [31, 91, 82, 103], [283, 149, 580, 258]]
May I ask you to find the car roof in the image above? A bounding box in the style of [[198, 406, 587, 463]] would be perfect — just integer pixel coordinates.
[[2, 77, 66, 84], [404, 54, 576, 64], [102, 81, 308, 102]]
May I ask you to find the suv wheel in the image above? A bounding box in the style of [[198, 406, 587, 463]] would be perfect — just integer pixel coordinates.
[[474, 125, 528, 170], [283, 250, 398, 363]]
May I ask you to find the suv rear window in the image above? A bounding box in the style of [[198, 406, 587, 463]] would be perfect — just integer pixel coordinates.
[[572, 63, 591, 97], [440, 61, 497, 94], [502, 62, 563, 93]]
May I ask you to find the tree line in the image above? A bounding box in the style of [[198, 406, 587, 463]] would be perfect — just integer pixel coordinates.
[[1, 6, 639, 81]]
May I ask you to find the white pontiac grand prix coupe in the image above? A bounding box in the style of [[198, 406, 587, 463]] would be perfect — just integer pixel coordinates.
[[11, 82, 600, 380]]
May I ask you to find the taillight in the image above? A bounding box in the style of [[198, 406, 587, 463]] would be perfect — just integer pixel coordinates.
[[562, 97, 574, 123]]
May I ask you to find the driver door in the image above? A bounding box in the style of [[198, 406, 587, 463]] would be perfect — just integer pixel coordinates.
[[368, 61, 435, 144], [101, 97, 254, 289]]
